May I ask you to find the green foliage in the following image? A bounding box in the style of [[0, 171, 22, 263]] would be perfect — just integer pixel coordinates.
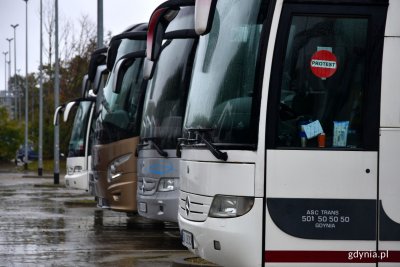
[[20, 159, 66, 174], [0, 108, 23, 161]]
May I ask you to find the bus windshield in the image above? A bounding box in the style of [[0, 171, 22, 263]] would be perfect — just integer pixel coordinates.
[[68, 101, 92, 157], [94, 38, 146, 145], [183, 0, 266, 146], [140, 39, 196, 149], [140, 7, 195, 149]]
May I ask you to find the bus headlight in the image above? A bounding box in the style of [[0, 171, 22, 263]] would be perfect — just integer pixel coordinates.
[[157, 178, 177, 192], [108, 154, 131, 182], [67, 165, 82, 175], [209, 195, 254, 218], [74, 166, 82, 173], [67, 166, 74, 175]]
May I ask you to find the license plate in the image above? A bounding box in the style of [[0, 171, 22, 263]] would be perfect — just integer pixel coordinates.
[[182, 230, 194, 249], [97, 197, 107, 208], [96, 197, 103, 207], [139, 202, 147, 213]]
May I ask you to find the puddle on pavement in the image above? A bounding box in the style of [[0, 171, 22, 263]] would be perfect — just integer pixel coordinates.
[[0, 173, 187, 266]]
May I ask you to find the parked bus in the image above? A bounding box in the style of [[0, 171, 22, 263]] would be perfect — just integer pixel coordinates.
[[173, 0, 400, 266], [53, 48, 108, 191], [91, 24, 148, 212], [136, 1, 197, 222]]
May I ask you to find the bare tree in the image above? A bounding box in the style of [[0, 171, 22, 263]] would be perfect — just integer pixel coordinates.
[[42, 0, 96, 69], [43, 0, 55, 68], [74, 15, 97, 56], [60, 19, 74, 62], [104, 30, 113, 47]]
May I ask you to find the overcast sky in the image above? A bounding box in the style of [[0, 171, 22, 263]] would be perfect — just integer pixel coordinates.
[[0, 0, 165, 91]]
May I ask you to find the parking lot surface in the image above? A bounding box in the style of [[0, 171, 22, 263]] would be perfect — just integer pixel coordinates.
[[0, 170, 194, 267]]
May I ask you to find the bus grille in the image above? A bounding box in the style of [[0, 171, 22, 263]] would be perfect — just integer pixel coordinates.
[[179, 191, 213, 222], [137, 177, 157, 196]]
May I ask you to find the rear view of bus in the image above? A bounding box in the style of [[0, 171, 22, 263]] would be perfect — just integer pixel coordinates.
[[91, 24, 147, 212], [178, 0, 399, 266], [137, 1, 196, 222]]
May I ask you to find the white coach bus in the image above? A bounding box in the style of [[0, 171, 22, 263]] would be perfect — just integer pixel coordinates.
[[176, 0, 400, 266], [53, 48, 108, 191]]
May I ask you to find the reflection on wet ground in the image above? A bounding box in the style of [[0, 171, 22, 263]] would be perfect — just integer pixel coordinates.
[[0, 172, 190, 266]]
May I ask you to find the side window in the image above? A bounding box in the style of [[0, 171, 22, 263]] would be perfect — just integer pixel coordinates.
[[278, 16, 367, 148], [267, 4, 387, 150]]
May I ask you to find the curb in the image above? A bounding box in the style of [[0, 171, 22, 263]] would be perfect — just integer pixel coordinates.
[[172, 257, 220, 267], [23, 175, 53, 179]]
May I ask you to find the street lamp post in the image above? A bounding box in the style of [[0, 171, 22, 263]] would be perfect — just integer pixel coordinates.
[[6, 38, 13, 84], [6, 38, 13, 115], [97, 0, 104, 48], [11, 24, 19, 121], [2, 52, 8, 91], [38, 0, 43, 176], [54, 0, 60, 184], [17, 68, 21, 121], [23, 0, 29, 170]]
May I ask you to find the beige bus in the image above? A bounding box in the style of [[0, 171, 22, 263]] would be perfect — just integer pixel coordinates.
[[90, 23, 147, 212]]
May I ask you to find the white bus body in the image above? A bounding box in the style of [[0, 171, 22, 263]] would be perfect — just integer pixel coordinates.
[[65, 155, 91, 190], [54, 49, 106, 191], [178, 0, 400, 266], [64, 100, 95, 191]]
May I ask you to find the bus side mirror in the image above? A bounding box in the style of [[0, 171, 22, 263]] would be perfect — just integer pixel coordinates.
[[63, 101, 77, 122], [87, 89, 96, 98], [53, 105, 64, 126], [147, 0, 197, 62], [93, 65, 109, 94], [81, 74, 90, 97], [195, 0, 217, 35], [143, 58, 155, 80], [147, 7, 180, 61], [112, 57, 136, 94], [88, 47, 107, 81], [107, 39, 121, 71]]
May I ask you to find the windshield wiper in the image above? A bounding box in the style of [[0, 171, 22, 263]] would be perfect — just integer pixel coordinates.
[[181, 128, 228, 161], [101, 99, 111, 113], [140, 137, 168, 158]]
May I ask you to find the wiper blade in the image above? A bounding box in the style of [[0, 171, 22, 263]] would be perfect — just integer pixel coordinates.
[[135, 143, 148, 157], [186, 128, 228, 161], [101, 99, 111, 113], [141, 137, 168, 158]]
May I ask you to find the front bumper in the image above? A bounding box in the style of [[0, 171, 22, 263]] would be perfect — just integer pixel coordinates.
[[178, 197, 263, 267], [91, 170, 137, 212], [137, 190, 179, 222], [65, 171, 89, 191]]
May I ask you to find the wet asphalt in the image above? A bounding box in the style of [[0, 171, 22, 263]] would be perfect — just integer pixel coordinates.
[[0, 169, 194, 267]]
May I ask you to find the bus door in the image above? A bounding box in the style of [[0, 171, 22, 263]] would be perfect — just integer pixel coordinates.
[[264, 1, 387, 264], [378, 1, 400, 265]]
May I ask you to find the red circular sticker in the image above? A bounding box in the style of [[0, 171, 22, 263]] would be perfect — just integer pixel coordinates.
[[310, 50, 337, 79]]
